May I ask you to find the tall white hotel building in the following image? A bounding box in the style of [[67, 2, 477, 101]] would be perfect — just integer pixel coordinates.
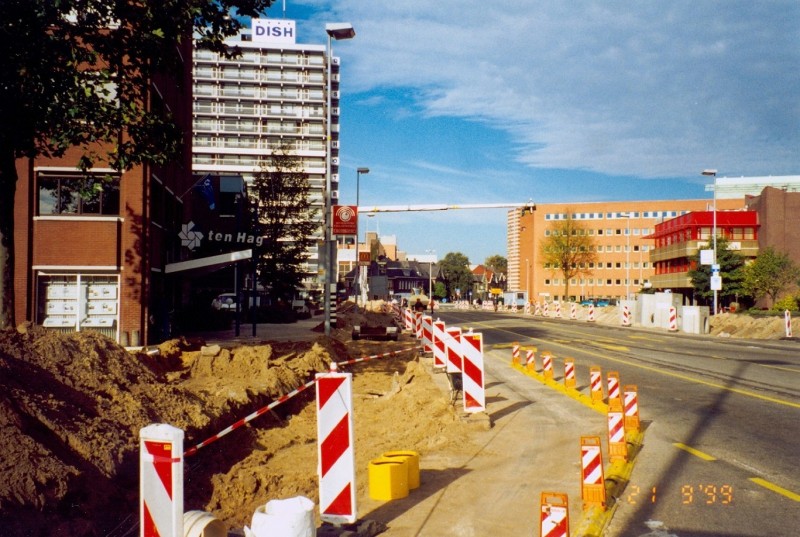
[[192, 19, 341, 291]]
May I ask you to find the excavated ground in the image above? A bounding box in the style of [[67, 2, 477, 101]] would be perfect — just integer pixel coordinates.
[[0, 304, 788, 536]]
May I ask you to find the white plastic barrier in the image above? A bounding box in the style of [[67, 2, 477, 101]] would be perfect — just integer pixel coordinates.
[[140, 424, 184, 537]]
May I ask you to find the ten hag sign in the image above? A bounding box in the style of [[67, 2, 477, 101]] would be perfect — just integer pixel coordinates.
[[333, 205, 358, 236]]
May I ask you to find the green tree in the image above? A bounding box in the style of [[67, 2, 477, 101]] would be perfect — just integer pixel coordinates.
[[689, 237, 747, 306], [433, 281, 447, 301], [439, 252, 472, 300], [742, 247, 800, 307], [539, 213, 597, 300], [250, 144, 318, 303], [0, 0, 273, 328], [484, 254, 507, 274]]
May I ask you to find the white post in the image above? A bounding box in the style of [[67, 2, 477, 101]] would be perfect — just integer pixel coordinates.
[[140, 424, 184, 537]]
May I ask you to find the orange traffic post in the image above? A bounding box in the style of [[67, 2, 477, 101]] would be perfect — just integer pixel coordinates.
[[540, 491, 570, 537], [580, 436, 606, 511], [607, 371, 621, 410], [526, 348, 536, 371], [623, 385, 640, 433], [589, 366, 604, 403], [564, 358, 576, 389], [607, 406, 628, 462], [542, 351, 554, 380], [512, 342, 520, 365]]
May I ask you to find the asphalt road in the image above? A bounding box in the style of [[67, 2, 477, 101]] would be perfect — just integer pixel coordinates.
[[436, 308, 800, 537]]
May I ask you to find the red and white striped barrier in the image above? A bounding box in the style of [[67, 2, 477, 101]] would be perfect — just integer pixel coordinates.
[[525, 302, 531, 315], [543, 302, 550, 317], [570, 302, 577, 320], [461, 331, 486, 413], [607, 371, 621, 408], [621, 304, 631, 327], [336, 346, 420, 368], [786, 310, 793, 338], [580, 436, 606, 510], [540, 492, 570, 537], [607, 407, 628, 462], [421, 315, 433, 353], [432, 319, 447, 369], [564, 358, 576, 389], [414, 312, 423, 339], [445, 326, 463, 373], [587, 304, 596, 322], [185, 379, 315, 456], [404, 308, 413, 330], [316, 369, 357, 524], [535, 302, 541, 316], [140, 424, 184, 537], [555, 302, 562, 318], [542, 351, 554, 380], [668, 306, 678, 332], [512, 342, 520, 365], [623, 385, 640, 433], [526, 348, 536, 370], [590, 366, 603, 402]]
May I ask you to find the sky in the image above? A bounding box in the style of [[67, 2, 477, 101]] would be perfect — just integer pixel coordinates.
[[261, 1, 799, 265]]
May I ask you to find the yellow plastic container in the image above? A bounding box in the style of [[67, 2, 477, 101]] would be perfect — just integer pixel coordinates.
[[368, 457, 409, 501], [382, 450, 420, 489]]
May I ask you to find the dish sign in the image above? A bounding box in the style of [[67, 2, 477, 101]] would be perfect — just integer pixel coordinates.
[[333, 205, 358, 236]]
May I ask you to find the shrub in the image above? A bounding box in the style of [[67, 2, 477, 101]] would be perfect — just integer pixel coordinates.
[[772, 295, 799, 313]]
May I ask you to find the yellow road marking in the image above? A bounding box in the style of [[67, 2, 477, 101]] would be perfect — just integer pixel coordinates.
[[626, 335, 662, 341], [757, 363, 800, 374], [673, 443, 716, 461], [595, 343, 630, 352], [750, 478, 800, 502]]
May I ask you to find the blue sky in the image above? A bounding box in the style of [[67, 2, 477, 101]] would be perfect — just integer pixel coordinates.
[[263, 1, 799, 265]]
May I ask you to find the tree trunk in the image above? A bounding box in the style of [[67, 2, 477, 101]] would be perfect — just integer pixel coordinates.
[[0, 148, 18, 329]]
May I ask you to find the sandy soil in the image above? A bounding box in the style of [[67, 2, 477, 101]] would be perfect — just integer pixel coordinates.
[[0, 305, 789, 536]]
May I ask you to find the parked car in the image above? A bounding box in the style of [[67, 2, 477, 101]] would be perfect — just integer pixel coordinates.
[[580, 299, 594, 307], [595, 299, 610, 307], [211, 292, 238, 311]]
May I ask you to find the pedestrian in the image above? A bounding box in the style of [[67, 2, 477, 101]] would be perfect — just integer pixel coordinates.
[[413, 298, 425, 313]]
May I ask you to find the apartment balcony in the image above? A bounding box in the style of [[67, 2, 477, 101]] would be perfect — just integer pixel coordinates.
[[649, 272, 693, 290], [649, 239, 759, 263]]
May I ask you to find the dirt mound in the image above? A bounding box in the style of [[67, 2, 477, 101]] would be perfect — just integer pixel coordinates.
[[0, 308, 467, 536]]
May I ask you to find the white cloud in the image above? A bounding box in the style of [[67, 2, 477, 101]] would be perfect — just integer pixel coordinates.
[[320, 1, 800, 178]]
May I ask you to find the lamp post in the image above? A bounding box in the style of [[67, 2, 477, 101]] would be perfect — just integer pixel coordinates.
[[426, 249, 436, 303], [323, 23, 355, 337], [355, 167, 369, 305], [702, 169, 718, 314]]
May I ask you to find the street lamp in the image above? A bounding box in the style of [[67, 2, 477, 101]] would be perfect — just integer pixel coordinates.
[[323, 22, 356, 337], [355, 167, 369, 305], [702, 169, 718, 315], [425, 249, 436, 302]]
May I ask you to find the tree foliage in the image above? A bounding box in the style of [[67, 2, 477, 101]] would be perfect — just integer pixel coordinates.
[[742, 247, 800, 307], [250, 144, 318, 302], [439, 252, 472, 300], [539, 213, 597, 300], [484, 254, 507, 274], [688, 237, 747, 306], [0, 0, 273, 328]]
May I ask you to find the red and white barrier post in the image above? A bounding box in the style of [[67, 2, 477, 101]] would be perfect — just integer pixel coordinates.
[[140, 424, 184, 537], [535, 302, 541, 316], [540, 492, 570, 537], [607, 406, 628, 463], [623, 385, 640, 433], [432, 319, 447, 369], [526, 348, 536, 371], [421, 315, 433, 353], [587, 304, 596, 322], [543, 302, 550, 317], [512, 341, 520, 365], [590, 366, 603, 403], [570, 302, 577, 320], [445, 327, 463, 374], [316, 369, 357, 524], [461, 331, 486, 413], [607, 371, 621, 409], [580, 436, 606, 511], [555, 301, 562, 318], [564, 358, 576, 389], [414, 312, 423, 339], [542, 351, 554, 380], [786, 310, 793, 338], [621, 304, 631, 327], [404, 308, 413, 330], [668, 306, 678, 332]]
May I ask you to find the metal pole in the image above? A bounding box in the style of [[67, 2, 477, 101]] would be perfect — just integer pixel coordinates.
[[323, 32, 333, 337], [626, 216, 630, 300], [713, 178, 718, 315]]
